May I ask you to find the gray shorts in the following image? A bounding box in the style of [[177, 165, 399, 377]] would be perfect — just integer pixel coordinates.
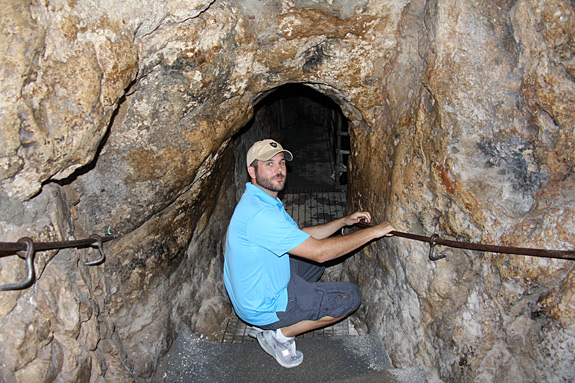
[[260, 256, 362, 330]]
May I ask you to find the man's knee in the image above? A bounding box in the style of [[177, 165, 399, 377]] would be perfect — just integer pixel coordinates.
[[319, 282, 362, 318], [343, 283, 362, 313]]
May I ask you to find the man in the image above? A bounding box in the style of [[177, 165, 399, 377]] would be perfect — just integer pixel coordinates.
[[223, 139, 395, 368]]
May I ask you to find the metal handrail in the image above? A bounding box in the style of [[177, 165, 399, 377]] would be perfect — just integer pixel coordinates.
[[0, 235, 115, 291], [355, 223, 575, 261]]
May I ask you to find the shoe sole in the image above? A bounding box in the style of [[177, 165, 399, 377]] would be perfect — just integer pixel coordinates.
[[256, 333, 303, 368]]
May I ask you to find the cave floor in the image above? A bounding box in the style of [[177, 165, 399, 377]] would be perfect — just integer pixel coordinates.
[[167, 327, 427, 383]]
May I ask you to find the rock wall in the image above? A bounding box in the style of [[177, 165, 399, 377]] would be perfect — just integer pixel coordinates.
[[349, 0, 575, 382], [0, 0, 574, 382]]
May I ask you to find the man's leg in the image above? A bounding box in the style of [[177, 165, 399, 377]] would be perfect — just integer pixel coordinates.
[[256, 265, 361, 368], [279, 280, 361, 337], [249, 257, 323, 339], [261, 270, 361, 333], [279, 313, 351, 337]]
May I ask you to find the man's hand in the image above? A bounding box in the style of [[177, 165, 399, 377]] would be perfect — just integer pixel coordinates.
[[374, 221, 395, 237], [344, 212, 395, 238], [344, 211, 372, 226]]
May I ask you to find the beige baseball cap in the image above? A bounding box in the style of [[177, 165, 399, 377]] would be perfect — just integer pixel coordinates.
[[246, 139, 293, 167]]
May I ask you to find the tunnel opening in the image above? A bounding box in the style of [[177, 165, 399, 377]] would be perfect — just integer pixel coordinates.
[[235, 84, 350, 193]]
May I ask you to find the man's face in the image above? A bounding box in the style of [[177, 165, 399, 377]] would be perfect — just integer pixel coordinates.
[[250, 153, 287, 194]]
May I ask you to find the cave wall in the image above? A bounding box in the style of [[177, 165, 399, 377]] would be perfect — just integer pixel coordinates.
[[1, 0, 574, 382], [349, 0, 575, 382]]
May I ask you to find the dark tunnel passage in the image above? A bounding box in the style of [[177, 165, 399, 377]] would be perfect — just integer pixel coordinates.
[[241, 84, 350, 193]]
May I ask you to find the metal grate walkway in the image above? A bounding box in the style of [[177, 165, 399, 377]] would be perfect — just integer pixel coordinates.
[[221, 315, 358, 343], [221, 190, 357, 344], [282, 190, 347, 228]]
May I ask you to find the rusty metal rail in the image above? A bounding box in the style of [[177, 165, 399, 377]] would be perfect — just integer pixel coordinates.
[[355, 223, 575, 262], [0, 235, 115, 292]]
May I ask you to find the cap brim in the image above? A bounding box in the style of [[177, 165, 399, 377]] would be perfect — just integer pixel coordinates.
[[257, 149, 293, 162]]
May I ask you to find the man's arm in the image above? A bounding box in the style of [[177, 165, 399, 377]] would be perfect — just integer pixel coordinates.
[[291, 221, 395, 263], [301, 211, 373, 240]]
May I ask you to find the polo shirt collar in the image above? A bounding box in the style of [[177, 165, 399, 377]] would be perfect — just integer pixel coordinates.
[[245, 182, 283, 207]]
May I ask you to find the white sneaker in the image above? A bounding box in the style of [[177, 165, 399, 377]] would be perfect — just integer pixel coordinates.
[[256, 330, 303, 368], [248, 326, 263, 339]]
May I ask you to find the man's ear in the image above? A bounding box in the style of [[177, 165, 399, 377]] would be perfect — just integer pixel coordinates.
[[247, 165, 256, 179]]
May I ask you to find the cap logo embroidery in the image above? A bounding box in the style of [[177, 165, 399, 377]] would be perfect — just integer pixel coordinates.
[[270, 142, 278, 148]]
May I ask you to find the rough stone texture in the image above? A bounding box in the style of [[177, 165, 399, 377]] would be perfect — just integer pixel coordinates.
[[0, 0, 574, 382], [348, 0, 575, 382]]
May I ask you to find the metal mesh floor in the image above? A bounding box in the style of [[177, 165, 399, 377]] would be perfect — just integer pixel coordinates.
[[221, 315, 358, 343], [281, 190, 347, 228], [222, 190, 356, 344]]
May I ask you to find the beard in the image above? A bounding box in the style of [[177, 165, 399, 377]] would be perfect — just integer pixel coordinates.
[[255, 172, 286, 193]]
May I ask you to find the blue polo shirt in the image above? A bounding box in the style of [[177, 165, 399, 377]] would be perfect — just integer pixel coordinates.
[[223, 183, 310, 326]]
